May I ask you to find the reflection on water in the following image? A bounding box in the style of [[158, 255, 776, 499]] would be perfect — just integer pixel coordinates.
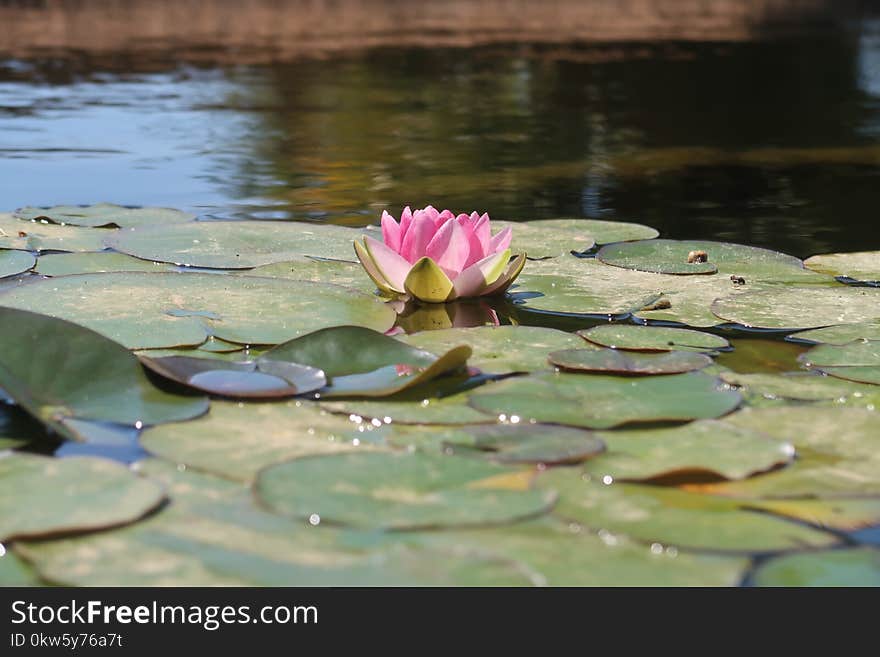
[[3, 23, 880, 256]]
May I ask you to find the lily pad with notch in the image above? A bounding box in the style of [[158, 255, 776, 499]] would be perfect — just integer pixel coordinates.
[[548, 348, 713, 375], [577, 324, 729, 353], [0, 212, 109, 253], [15, 203, 195, 228], [804, 251, 880, 286], [258, 326, 471, 398], [140, 355, 326, 399], [0, 307, 208, 438]]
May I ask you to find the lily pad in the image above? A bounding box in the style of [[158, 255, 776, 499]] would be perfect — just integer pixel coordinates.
[[0, 212, 109, 253], [805, 251, 880, 286], [16, 499, 532, 586], [686, 406, 880, 498], [410, 517, 748, 586], [140, 355, 326, 398], [799, 340, 880, 385], [255, 451, 557, 530], [719, 371, 878, 403], [0, 453, 165, 541], [0, 250, 35, 278], [0, 272, 397, 349], [467, 371, 741, 429], [133, 458, 251, 506], [108, 220, 363, 269], [36, 252, 179, 276], [400, 325, 587, 374], [321, 390, 493, 426], [585, 419, 794, 482], [578, 324, 729, 353], [259, 326, 471, 397], [494, 219, 596, 258], [239, 258, 378, 295], [0, 549, 42, 586], [511, 256, 751, 327], [538, 468, 838, 553], [789, 322, 880, 345], [752, 547, 880, 586], [0, 307, 208, 435], [548, 348, 712, 375], [438, 424, 606, 465], [745, 497, 880, 532], [711, 286, 880, 330], [598, 239, 829, 282], [15, 203, 195, 228], [141, 400, 387, 482]]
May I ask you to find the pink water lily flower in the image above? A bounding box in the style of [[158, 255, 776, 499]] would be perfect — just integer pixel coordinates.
[[354, 205, 526, 303]]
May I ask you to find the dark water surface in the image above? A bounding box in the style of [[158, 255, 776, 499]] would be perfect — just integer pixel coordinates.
[[4, 23, 880, 258]]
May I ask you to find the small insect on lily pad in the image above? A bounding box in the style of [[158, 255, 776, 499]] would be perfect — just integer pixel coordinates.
[[468, 371, 741, 429], [140, 355, 326, 398], [438, 424, 606, 465], [107, 220, 363, 269], [0, 307, 208, 438], [258, 326, 471, 398], [0, 250, 35, 279], [548, 348, 713, 375], [799, 340, 880, 385], [805, 251, 880, 286], [752, 547, 880, 587], [598, 239, 829, 282], [255, 451, 557, 530], [577, 324, 730, 353], [15, 203, 195, 228], [0, 453, 165, 541]]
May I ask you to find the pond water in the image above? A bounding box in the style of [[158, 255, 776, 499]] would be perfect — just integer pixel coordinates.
[[1, 14, 880, 587]]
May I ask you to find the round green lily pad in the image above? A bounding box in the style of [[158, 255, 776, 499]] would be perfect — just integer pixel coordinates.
[[0, 250, 35, 278], [711, 286, 880, 330], [719, 371, 878, 403], [744, 497, 880, 532], [549, 348, 712, 375], [15, 203, 195, 228], [255, 451, 557, 530], [0, 453, 165, 541], [36, 252, 179, 276], [752, 547, 880, 586], [0, 307, 208, 434], [538, 468, 837, 553], [0, 212, 109, 253], [108, 220, 363, 269], [805, 251, 880, 286], [495, 219, 596, 258], [800, 340, 880, 385], [586, 419, 793, 482], [140, 355, 326, 398], [438, 424, 606, 465], [400, 325, 588, 374], [598, 239, 829, 282], [0, 272, 397, 349], [468, 371, 741, 429], [411, 517, 748, 586], [141, 400, 387, 482], [578, 324, 729, 353], [260, 326, 471, 397], [790, 322, 880, 345]]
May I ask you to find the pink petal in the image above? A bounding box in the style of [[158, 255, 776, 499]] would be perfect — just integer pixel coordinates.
[[399, 206, 413, 237], [363, 235, 412, 291], [438, 209, 455, 222], [422, 206, 440, 224], [488, 226, 512, 254], [400, 211, 437, 263], [381, 211, 401, 251], [465, 213, 491, 266], [426, 219, 470, 279], [452, 249, 511, 299]]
